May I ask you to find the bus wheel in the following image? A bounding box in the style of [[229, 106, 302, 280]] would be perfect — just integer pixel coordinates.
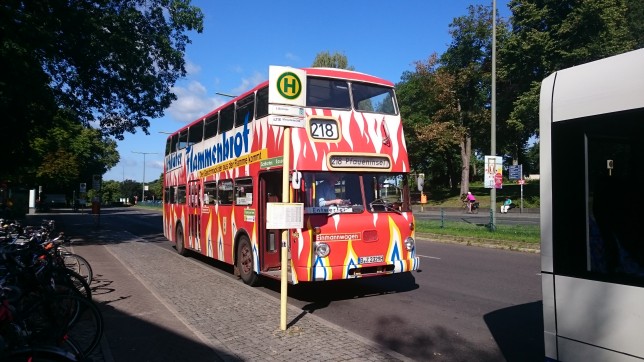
[[175, 224, 187, 256], [237, 236, 258, 286]]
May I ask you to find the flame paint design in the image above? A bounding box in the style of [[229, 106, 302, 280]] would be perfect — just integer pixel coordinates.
[[386, 216, 404, 273], [343, 239, 359, 279]]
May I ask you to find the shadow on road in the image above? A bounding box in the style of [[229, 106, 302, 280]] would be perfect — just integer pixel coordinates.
[[484, 301, 545, 362]]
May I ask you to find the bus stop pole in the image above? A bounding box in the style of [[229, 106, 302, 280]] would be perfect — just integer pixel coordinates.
[[280, 127, 291, 331]]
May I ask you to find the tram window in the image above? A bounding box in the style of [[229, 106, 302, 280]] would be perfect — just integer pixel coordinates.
[[552, 111, 644, 287]]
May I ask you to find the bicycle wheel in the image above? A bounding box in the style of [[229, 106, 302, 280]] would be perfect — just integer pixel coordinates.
[[6, 346, 80, 361], [57, 295, 103, 358], [51, 268, 92, 300], [61, 253, 93, 285], [23, 293, 103, 359]]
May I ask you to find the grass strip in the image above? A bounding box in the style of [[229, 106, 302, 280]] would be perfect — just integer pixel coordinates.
[[415, 219, 540, 244]]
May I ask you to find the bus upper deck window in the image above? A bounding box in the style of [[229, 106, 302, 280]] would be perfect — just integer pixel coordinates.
[[307, 78, 351, 109], [351, 83, 397, 115]]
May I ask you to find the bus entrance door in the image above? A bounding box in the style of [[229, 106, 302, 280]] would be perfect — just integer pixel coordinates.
[[187, 180, 201, 252], [260, 173, 281, 272]]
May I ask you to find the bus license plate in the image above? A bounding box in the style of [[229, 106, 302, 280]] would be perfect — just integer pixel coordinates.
[[358, 255, 384, 264]]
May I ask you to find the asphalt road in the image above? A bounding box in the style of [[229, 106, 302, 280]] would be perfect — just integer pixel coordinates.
[[82, 208, 545, 361]]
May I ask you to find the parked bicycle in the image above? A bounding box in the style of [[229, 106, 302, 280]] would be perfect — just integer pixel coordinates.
[[0, 219, 102, 360]]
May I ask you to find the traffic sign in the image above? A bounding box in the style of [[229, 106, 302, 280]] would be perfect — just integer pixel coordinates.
[[508, 165, 522, 180]]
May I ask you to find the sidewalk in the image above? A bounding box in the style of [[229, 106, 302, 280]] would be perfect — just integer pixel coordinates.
[[35, 213, 412, 362]]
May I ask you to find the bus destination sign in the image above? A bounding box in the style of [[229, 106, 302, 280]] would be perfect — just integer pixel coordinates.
[[329, 155, 391, 169]]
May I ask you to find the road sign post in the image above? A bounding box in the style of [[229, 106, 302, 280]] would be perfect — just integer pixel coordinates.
[[269, 65, 306, 331]]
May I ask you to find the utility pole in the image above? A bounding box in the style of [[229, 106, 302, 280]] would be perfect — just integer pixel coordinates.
[[490, 0, 497, 229], [132, 151, 159, 202]]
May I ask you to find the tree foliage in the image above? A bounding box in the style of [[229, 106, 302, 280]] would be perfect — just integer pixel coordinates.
[[30, 110, 119, 194], [399, 1, 642, 193], [398, 5, 506, 193], [311, 51, 355, 70], [500, 0, 637, 152], [0, 0, 203, 186]]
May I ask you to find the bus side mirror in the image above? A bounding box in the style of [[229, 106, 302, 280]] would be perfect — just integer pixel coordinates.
[[291, 171, 302, 189]]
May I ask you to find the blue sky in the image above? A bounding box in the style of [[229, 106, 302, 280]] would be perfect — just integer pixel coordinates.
[[103, 0, 511, 182]]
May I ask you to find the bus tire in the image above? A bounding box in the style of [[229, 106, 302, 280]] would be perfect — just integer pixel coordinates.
[[237, 236, 259, 286], [175, 224, 187, 256]]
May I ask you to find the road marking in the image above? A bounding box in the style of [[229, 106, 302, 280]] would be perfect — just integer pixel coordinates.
[[418, 254, 441, 260]]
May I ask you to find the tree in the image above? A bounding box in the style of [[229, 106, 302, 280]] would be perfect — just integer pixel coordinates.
[[438, 5, 508, 194], [30, 110, 119, 193], [499, 0, 636, 164], [311, 51, 355, 70], [0, 0, 204, 183], [120, 180, 141, 204], [397, 55, 463, 190]]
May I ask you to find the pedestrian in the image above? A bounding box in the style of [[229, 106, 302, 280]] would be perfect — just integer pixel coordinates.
[[501, 196, 513, 213]]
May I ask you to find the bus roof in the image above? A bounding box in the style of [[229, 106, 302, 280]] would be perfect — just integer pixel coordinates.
[[542, 48, 644, 123], [170, 67, 395, 138], [303, 67, 394, 87]]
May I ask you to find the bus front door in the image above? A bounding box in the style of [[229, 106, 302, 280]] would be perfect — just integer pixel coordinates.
[[187, 180, 201, 251], [260, 173, 281, 271]]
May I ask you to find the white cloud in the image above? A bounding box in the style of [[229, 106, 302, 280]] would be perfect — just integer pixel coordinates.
[[285, 52, 299, 62], [231, 72, 265, 95], [168, 80, 222, 122], [185, 60, 202, 76]]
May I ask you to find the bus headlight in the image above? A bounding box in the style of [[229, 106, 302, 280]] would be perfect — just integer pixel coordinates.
[[315, 243, 330, 258], [404, 237, 415, 251]]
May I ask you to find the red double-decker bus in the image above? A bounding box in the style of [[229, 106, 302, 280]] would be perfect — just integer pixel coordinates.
[[162, 66, 419, 285]]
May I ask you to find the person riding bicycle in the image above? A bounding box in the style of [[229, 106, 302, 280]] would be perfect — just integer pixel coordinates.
[[466, 192, 477, 213]]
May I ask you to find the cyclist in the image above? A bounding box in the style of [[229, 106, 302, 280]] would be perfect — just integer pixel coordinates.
[[466, 192, 477, 213]]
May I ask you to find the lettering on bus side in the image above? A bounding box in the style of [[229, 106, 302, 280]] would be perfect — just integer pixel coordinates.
[[166, 152, 183, 172], [186, 115, 251, 174]]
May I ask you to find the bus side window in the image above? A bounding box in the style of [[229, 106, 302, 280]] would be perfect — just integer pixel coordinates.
[[204, 181, 217, 205], [177, 129, 188, 150], [235, 95, 254, 127], [219, 105, 234, 134], [204, 114, 218, 140], [188, 119, 204, 145], [255, 87, 269, 119], [235, 178, 253, 205], [218, 180, 233, 205], [176, 186, 186, 204]]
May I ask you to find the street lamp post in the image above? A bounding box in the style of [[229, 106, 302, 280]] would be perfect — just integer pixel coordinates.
[[132, 151, 158, 203]]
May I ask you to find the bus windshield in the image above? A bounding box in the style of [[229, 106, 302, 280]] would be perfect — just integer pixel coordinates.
[[301, 172, 408, 214], [306, 78, 397, 115]]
